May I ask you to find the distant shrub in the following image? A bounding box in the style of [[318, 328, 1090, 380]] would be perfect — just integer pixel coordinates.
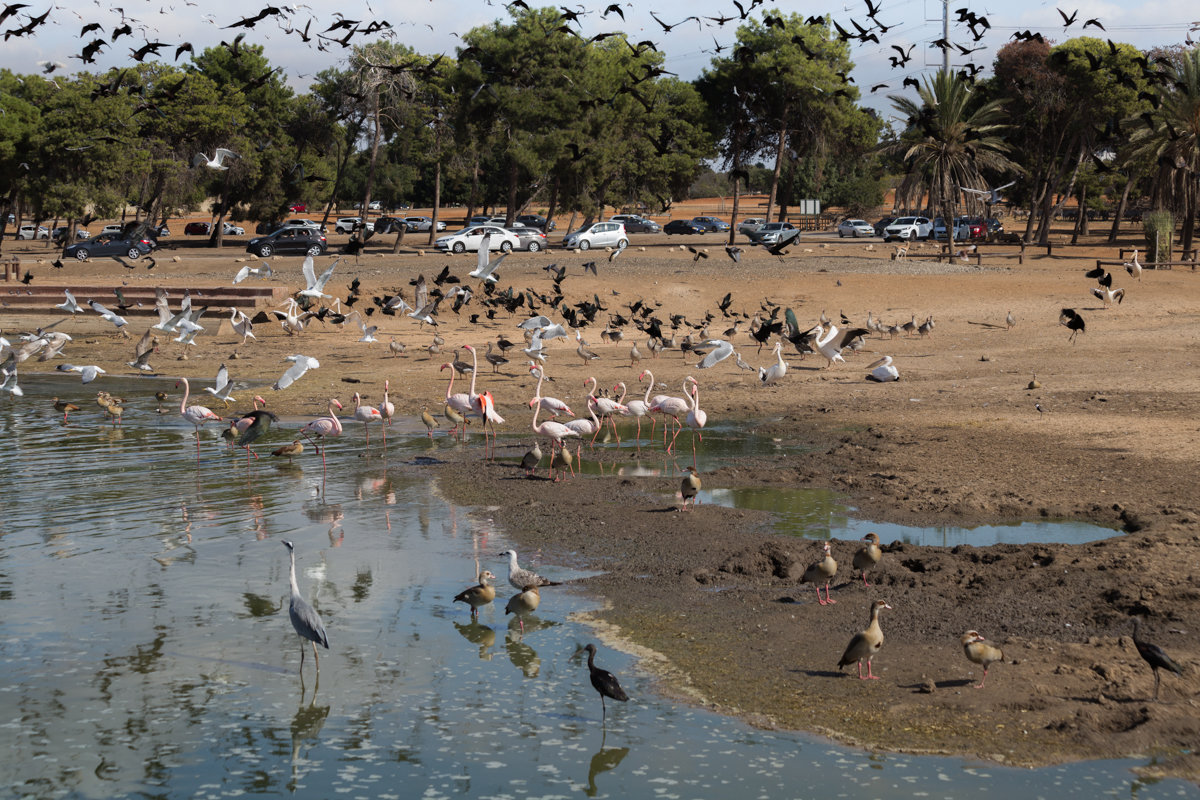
[[1143, 211, 1173, 262]]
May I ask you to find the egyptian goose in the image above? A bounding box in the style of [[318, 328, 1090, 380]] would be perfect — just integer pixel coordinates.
[[453, 571, 497, 618], [680, 466, 701, 511], [801, 541, 838, 605], [520, 441, 543, 476], [852, 533, 882, 587], [960, 630, 1004, 688], [838, 600, 891, 679]]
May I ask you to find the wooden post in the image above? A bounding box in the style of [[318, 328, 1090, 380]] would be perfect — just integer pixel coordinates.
[[1, 256, 18, 281]]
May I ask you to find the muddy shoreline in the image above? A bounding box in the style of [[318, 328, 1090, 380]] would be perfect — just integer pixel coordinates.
[[6, 232, 1199, 778]]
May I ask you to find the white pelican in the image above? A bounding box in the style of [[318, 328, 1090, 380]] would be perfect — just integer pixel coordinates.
[[815, 324, 870, 368], [229, 307, 255, 343], [759, 341, 787, 384], [865, 355, 900, 382], [1124, 248, 1142, 282], [1091, 286, 1125, 307]]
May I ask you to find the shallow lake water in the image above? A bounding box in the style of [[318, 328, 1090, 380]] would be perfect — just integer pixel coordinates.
[[0, 378, 1193, 798]]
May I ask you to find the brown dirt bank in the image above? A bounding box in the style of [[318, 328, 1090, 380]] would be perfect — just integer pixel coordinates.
[[6, 230, 1200, 778]]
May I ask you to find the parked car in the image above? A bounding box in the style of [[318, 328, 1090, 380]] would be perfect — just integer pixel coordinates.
[[245, 225, 328, 257], [873, 216, 896, 236], [284, 218, 325, 233], [985, 217, 1004, 236], [562, 221, 628, 251], [837, 219, 875, 238], [403, 216, 447, 233], [749, 221, 797, 244], [183, 221, 210, 235], [16, 224, 49, 240], [609, 214, 660, 233], [882, 216, 932, 242], [506, 225, 549, 252], [435, 225, 520, 254], [691, 216, 730, 233], [931, 217, 974, 241], [222, 223, 245, 236], [288, 202, 307, 213], [373, 216, 404, 234], [335, 217, 374, 234], [63, 231, 156, 262], [52, 226, 91, 243], [256, 221, 281, 235], [467, 215, 494, 226], [738, 218, 767, 235], [664, 219, 705, 235], [101, 223, 127, 235], [516, 214, 556, 232]]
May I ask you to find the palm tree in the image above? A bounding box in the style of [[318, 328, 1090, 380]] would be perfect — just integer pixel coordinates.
[[883, 70, 1019, 245], [1129, 48, 1200, 256]]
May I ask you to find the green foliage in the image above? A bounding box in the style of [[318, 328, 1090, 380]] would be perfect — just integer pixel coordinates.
[[1143, 211, 1174, 261]]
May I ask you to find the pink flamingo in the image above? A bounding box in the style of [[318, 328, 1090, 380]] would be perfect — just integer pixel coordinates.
[[441, 362, 474, 440], [473, 389, 505, 460], [176, 377, 222, 458], [529, 364, 572, 417], [379, 380, 395, 427], [622, 370, 658, 443], [681, 375, 707, 466], [562, 397, 602, 463], [232, 395, 269, 435], [649, 380, 690, 452], [585, 376, 628, 444], [352, 391, 385, 449], [529, 398, 581, 478], [301, 398, 344, 469]]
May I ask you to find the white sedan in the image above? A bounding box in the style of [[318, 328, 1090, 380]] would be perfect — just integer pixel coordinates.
[[404, 216, 447, 232], [335, 217, 374, 234], [17, 224, 49, 240], [435, 225, 519, 254]]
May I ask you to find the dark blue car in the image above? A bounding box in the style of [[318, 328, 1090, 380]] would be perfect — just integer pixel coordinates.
[[664, 220, 705, 235], [63, 232, 156, 262]]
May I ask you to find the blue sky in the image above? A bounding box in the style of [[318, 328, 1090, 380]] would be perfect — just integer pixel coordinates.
[[2, 0, 1195, 120]]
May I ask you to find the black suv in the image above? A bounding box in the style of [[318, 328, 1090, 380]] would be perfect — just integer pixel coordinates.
[[245, 225, 328, 257], [516, 214, 556, 232]]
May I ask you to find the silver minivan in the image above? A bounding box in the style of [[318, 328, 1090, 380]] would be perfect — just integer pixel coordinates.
[[562, 221, 628, 251]]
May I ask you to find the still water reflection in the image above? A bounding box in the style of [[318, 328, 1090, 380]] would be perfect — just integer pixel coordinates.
[[0, 382, 1192, 798]]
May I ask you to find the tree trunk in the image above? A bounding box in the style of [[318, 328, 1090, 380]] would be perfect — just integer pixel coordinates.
[[211, 167, 234, 249], [1070, 184, 1085, 244], [360, 93, 382, 223], [1108, 175, 1134, 243], [426, 159, 442, 248], [728, 173, 740, 247], [1183, 177, 1197, 256], [506, 157, 519, 225], [466, 156, 480, 221], [764, 112, 788, 224], [545, 175, 559, 237]]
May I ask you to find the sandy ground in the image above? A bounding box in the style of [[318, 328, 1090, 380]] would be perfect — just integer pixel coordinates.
[[3, 222, 1199, 779]]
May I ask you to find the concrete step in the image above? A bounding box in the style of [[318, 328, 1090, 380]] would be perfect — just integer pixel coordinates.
[[1, 284, 289, 315]]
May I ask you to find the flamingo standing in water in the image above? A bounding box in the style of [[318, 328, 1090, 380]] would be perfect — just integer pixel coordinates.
[[649, 380, 690, 452], [474, 390, 505, 460], [562, 397, 602, 463], [529, 364, 572, 418], [441, 362, 474, 439], [379, 380, 395, 427], [301, 398, 344, 469], [352, 392, 385, 450], [585, 376, 628, 444], [680, 375, 707, 465], [621, 370, 658, 444], [176, 377, 222, 458], [529, 397, 580, 478]]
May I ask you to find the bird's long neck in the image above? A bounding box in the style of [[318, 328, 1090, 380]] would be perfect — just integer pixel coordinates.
[[615, 383, 627, 404], [530, 399, 543, 432], [533, 369, 544, 400], [641, 372, 653, 405], [507, 552, 519, 574], [586, 376, 597, 399], [586, 647, 596, 670], [179, 378, 189, 412], [445, 367, 456, 400], [288, 550, 301, 597], [468, 349, 479, 395]]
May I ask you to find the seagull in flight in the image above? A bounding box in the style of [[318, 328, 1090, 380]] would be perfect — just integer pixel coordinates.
[[299, 255, 339, 299], [469, 234, 506, 284], [695, 339, 735, 369], [56, 363, 107, 384], [204, 363, 237, 405], [233, 261, 272, 284], [88, 299, 128, 328], [56, 289, 83, 314], [960, 181, 1016, 204], [193, 148, 240, 169], [272, 354, 320, 390]]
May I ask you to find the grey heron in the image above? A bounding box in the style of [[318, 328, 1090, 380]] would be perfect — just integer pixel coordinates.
[[282, 540, 329, 673]]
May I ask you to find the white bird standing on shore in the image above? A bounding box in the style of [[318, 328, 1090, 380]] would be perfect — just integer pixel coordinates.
[[229, 307, 255, 343], [758, 341, 787, 384], [865, 355, 900, 382], [1124, 248, 1142, 282]]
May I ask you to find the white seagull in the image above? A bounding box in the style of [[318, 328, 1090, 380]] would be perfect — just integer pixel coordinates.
[[498, 549, 561, 592], [960, 181, 1015, 204], [469, 235, 506, 284], [695, 339, 735, 369], [204, 363, 237, 405], [56, 363, 107, 384], [299, 255, 339, 299], [193, 148, 240, 169], [233, 261, 273, 284], [88, 300, 128, 328], [56, 289, 83, 315], [272, 354, 320, 391]]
